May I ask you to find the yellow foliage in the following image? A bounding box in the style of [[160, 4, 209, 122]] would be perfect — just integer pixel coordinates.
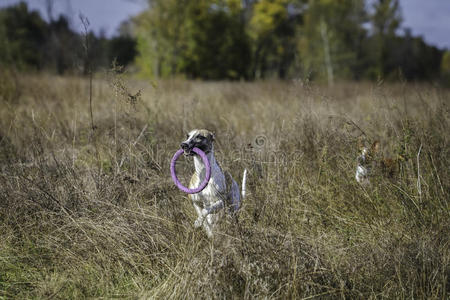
[[441, 51, 450, 74], [250, 0, 288, 37], [226, 0, 242, 14]]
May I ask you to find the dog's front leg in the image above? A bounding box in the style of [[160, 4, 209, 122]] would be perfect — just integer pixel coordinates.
[[203, 220, 214, 238], [204, 200, 224, 215], [192, 201, 205, 228], [203, 213, 219, 238]]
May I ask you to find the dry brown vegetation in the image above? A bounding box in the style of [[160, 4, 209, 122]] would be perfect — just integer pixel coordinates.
[[0, 71, 449, 298]]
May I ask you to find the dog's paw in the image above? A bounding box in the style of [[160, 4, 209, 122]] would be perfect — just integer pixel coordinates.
[[205, 228, 214, 238], [204, 224, 214, 238], [194, 217, 203, 228], [201, 208, 209, 217]]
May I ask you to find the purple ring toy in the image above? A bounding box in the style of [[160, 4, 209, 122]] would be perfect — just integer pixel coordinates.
[[170, 147, 211, 194]]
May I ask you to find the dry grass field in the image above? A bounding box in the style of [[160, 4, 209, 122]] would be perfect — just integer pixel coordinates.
[[0, 71, 448, 298]]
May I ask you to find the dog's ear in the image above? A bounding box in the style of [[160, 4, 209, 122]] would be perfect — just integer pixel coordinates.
[[371, 141, 380, 154], [184, 132, 192, 141], [209, 132, 215, 142]]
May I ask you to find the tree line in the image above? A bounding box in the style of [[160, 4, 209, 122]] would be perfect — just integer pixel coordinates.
[[0, 2, 136, 75], [1, 1, 449, 84], [135, 0, 448, 83]]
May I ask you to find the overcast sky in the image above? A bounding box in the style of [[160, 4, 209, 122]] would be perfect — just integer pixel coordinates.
[[1, 0, 449, 49]]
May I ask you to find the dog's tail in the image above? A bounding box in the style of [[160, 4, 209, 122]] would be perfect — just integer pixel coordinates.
[[241, 169, 247, 199]]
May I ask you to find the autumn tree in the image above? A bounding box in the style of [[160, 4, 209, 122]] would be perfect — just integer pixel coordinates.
[[298, 0, 367, 84], [441, 51, 450, 85], [0, 2, 48, 70], [369, 0, 402, 78], [135, 0, 251, 79], [134, 0, 189, 78], [181, 0, 251, 79], [248, 0, 302, 78]]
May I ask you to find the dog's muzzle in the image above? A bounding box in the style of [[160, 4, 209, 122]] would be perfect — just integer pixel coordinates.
[[181, 142, 194, 156]]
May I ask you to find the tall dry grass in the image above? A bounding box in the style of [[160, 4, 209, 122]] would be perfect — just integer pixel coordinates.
[[0, 71, 448, 298]]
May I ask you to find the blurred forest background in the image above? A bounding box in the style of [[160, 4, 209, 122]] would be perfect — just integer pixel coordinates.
[[0, 0, 449, 83]]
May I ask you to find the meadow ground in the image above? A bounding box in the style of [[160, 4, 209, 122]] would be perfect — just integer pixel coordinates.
[[0, 71, 448, 298]]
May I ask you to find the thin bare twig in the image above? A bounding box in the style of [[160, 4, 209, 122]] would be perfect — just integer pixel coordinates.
[[416, 143, 422, 203], [79, 14, 95, 132]]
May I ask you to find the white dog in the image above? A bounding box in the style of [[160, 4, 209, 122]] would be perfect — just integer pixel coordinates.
[[180, 129, 247, 237], [356, 140, 402, 184], [355, 145, 372, 185]]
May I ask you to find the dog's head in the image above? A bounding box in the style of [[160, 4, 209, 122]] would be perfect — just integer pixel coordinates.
[[180, 129, 215, 156], [356, 140, 379, 183], [357, 140, 379, 165]]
